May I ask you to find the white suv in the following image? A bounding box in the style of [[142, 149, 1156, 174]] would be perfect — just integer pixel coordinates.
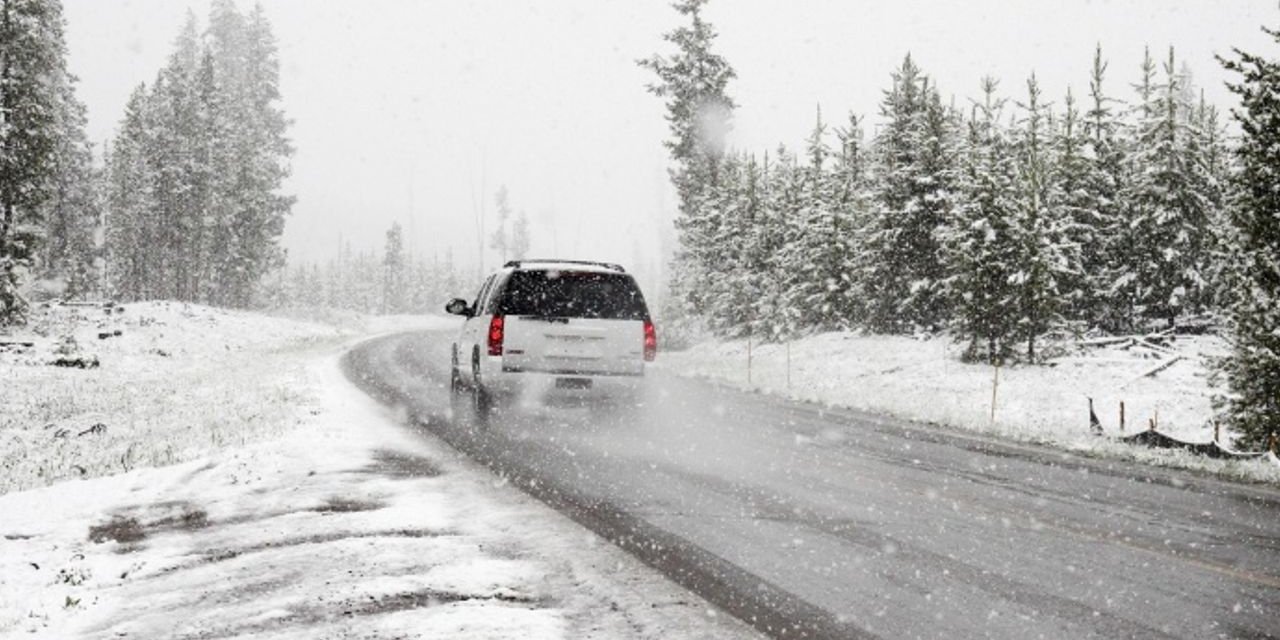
[[445, 260, 657, 417]]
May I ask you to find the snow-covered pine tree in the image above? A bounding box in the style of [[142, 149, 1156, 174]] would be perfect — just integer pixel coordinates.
[[668, 159, 723, 327], [0, 0, 78, 322], [702, 151, 747, 335], [1079, 45, 1131, 332], [490, 186, 511, 263], [639, 0, 735, 340], [382, 222, 405, 314], [779, 107, 857, 332], [191, 47, 224, 302], [721, 151, 757, 337], [1191, 92, 1234, 312], [231, 3, 292, 307], [741, 151, 781, 338], [1213, 26, 1280, 447], [1123, 47, 1214, 328], [1053, 87, 1095, 326], [831, 113, 873, 327], [41, 68, 99, 299], [105, 86, 157, 302], [1011, 74, 1074, 361], [864, 55, 957, 334], [756, 147, 804, 340], [150, 12, 203, 301], [510, 210, 531, 260], [201, 0, 292, 308], [943, 78, 1022, 363]]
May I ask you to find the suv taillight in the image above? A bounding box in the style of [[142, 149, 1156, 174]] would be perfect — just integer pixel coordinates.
[[488, 315, 505, 356], [643, 319, 657, 362]]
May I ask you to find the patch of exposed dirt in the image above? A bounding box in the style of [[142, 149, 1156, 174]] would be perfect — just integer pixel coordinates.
[[196, 528, 453, 566], [358, 449, 443, 478], [191, 587, 545, 640], [340, 587, 541, 616], [312, 496, 386, 513], [88, 516, 146, 544], [88, 501, 209, 546]]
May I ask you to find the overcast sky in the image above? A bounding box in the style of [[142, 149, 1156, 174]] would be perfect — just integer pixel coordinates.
[[62, 0, 1276, 286]]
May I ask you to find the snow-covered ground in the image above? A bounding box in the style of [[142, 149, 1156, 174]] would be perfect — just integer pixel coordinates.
[[0, 302, 348, 494], [0, 304, 756, 639], [659, 332, 1280, 483]]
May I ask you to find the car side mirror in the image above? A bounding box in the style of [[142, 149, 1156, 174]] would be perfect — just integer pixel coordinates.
[[445, 298, 471, 317]]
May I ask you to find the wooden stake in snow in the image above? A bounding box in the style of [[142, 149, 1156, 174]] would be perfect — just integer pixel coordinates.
[[1088, 397, 1103, 435], [1120, 401, 1126, 432], [1213, 421, 1220, 444], [990, 362, 1000, 426]]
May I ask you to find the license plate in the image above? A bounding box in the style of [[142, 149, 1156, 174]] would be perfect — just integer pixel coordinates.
[[555, 377, 592, 390]]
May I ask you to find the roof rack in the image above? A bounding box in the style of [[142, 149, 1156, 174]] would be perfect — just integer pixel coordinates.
[[504, 259, 626, 273]]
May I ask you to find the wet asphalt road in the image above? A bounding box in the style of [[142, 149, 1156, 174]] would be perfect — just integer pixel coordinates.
[[343, 330, 1280, 639]]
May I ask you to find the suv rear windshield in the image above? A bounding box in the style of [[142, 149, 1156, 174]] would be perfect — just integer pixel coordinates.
[[497, 270, 649, 320]]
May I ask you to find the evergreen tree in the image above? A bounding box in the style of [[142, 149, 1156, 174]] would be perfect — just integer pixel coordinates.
[[105, 86, 156, 302], [1123, 47, 1214, 327], [830, 113, 873, 326], [864, 55, 957, 333], [943, 78, 1021, 363], [1214, 27, 1280, 447], [1192, 92, 1234, 311], [726, 152, 766, 336], [155, 12, 204, 300], [510, 210, 531, 260], [639, 0, 735, 337], [1080, 45, 1131, 332], [42, 67, 99, 299], [382, 222, 405, 314], [490, 185, 511, 262], [779, 108, 858, 332], [702, 151, 746, 335], [1010, 74, 1073, 361], [1053, 87, 1094, 325], [0, 0, 76, 322], [756, 147, 804, 339]]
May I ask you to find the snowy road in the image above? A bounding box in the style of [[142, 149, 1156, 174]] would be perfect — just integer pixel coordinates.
[[345, 331, 1280, 639]]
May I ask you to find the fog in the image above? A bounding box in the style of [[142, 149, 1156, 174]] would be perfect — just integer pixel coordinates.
[[62, 0, 1274, 286]]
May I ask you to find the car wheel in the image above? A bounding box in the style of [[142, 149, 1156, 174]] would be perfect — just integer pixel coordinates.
[[471, 352, 494, 424], [449, 362, 467, 418], [450, 363, 465, 394]]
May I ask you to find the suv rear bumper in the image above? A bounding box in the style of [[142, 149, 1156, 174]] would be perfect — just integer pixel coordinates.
[[479, 356, 645, 399], [501, 364, 644, 377]]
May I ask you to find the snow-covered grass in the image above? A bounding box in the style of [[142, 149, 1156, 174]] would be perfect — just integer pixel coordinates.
[[0, 302, 351, 494], [0, 304, 756, 638], [659, 331, 1280, 484]]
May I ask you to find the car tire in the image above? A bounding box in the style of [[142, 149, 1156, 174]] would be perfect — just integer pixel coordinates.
[[471, 351, 494, 424]]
